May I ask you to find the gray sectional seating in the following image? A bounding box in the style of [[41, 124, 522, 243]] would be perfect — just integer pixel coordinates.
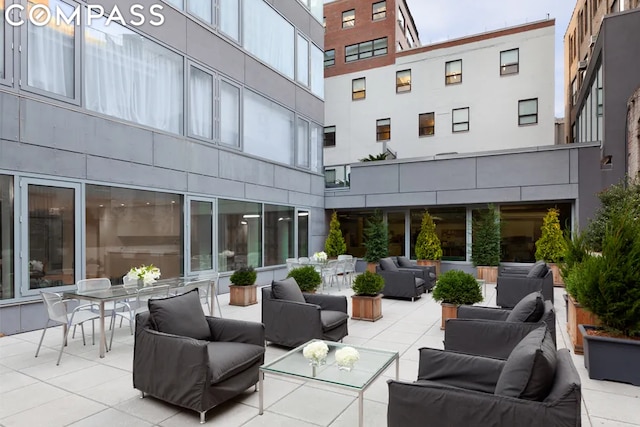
[[376, 257, 426, 300], [496, 261, 554, 308], [392, 256, 436, 291]]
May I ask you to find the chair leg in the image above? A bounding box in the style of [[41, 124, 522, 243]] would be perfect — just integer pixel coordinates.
[[80, 323, 86, 346], [200, 411, 206, 424], [57, 325, 71, 365], [35, 321, 49, 358], [109, 312, 118, 351], [140, 391, 145, 398]]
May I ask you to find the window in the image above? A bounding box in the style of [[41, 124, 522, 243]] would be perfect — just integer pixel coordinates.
[[188, 66, 214, 140], [518, 99, 538, 125], [296, 118, 310, 168], [406, 28, 414, 48], [352, 78, 366, 100], [571, 77, 578, 105], [376, 118, 391, 141], [0, 0, 5, 80], [445, 60, 462, 85], [419, 113, 435, 136], [342, 9, 355, 28], [396, 69, 411, 92], [297, 210, 309, 257], [324, 126, 336, 147], [190, 200, 213, 272], [398, 8, 405, 30], [188, 0, 214, 24], [323, 16, 326, 31], [0, 175, 14, 299], [500, 48, 519, 75], [372, 1, 386, 20], [324, 49, 335, 67], [264, 204, 295, 266], [220, 0, 240, 41], [345, 37, 387, 62], [220, 81, 240, 147], [410, 208, 467, 261], [296, 35, 309, 86], [218, 199, 262, 271], [310, 123, 323, 172], [452, 107, 469, 132], [310, 44, 324, 98]]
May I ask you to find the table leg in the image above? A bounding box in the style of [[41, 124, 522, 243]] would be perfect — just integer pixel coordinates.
[[209, 280, 214, 316], [358, 390, 364, 427], [99, 301, 106, 358], [258, 371, 264, 415], [395, 356, 399, 380]]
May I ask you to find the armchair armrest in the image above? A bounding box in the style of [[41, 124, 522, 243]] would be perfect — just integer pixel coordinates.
[[303, 293, 347, 313], [378, 270, 422, 298], [262, 297, 323, 347], [444, 319, 548, 359], [397, 267, 426, 280], [496, 275, 554, 308], [206, 317, 264, 346], [417, 347, 505, 393], [457, 305, 511, 321]]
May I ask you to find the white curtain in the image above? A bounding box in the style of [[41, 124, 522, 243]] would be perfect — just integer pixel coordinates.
[[296, 35, 308, 86], [27, 0, 75, 98], [188, 0, 213, 24], [0, 2, 5, 79], [310, 123, 322, 173], [220, 81, 240, 146], [85, 16, 183, 134], [310, 44, 324, 98], [189, 67, 213, 139], [243, 0, 294, 79], [165, 0, 184, 10], [244, 90, 293, 165], [219, 0, 239, 41], [296, 118, 309, 168]]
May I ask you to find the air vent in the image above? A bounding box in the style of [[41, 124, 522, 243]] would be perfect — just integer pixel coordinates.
[[589, 35, 597, 47]]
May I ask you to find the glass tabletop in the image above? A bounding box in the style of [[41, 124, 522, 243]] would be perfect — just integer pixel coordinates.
[[261, 340, 398, 390], [63, 277, 212, 301]]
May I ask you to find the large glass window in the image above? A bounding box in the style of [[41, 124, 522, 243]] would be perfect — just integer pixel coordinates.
[[190, 200, 213, 272], [220, 80, 240, 147], [264, 204, 295, 266], [500, 48, 519, 75], [243, 0, 295, 79], [27, 0, 75, 99], [387, 212, 405, 256], [297, 118, 310, 168], [310, 122, 323, 173], [85, 14, 184, 134], [324, 126, 336, 147], [220, 0, 239, 41], [189, 66, 214, 140], [188, 0, 214, 25], [1, 0, 5, 80], [445, 59, 462, 85], [244, 89, 294, 165], [86, 186, 184, 282], [337, 210, 376, 257], [310, 44, 324, 98], [452, 107, 469, 132], [396, 69, 411, 93], [0, 175, 14, 300], [518, 99, 538, 125], [218, 199, 262, 271], [345, 37, 387, 62], [410, 208, 466, 261], [297, 210, 309, 257], [419, 112, 435, 136], [296, 34, 309, 86]]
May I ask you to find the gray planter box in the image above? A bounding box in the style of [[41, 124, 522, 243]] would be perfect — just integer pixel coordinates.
[[579, 324, 640, 386]]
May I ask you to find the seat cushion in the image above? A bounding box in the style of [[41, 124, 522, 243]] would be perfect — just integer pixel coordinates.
[[415, 277, 425, 288], [396, 256, 414, 268], [271, 278, 305, 303], [494, 326, 557, 401], [506, 292, 545, 323], [379, 257, 399, 272], [320, 310, 349, 331], [148, 289, 210, 340], [207, 341, 265, 384], [527, 261, 549, 278]]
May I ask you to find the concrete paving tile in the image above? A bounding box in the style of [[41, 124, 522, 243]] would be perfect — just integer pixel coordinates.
[[115, 395, 181, 425], [268, 384, 355, 426], [159, 401, 258, 426], [0, 371, 38, 393], [48, 363, 129, 393], [19, 353, 97, 380], [0, 394, 107, 427], [235, 377, 301, 409], [0, 382, 70, 419], [67, 408, 152, 427], [240, 411, 320, 427], [81, 374, 139, 406], [590, 417, 640, 426], [583, 389, 640, 425], [329, 398, 388, 427]]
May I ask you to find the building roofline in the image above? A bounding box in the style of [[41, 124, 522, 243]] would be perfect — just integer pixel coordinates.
[[397, 18, 554, 58], [400, 0, 421, 43]]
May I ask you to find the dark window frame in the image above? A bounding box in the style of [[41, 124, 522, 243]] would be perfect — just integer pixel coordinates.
[[376, 118, 391, 141], [324, 49, 335, 67], [445, 59, 462, 85], [419, 112, 435, 136], [345, 37, 388, 62], [518, 98, 538, 126], [342, 9, 355, 28], [372, 1, 386, 20], [323, 126, 336, 147], [396, 69, 411, 93], [500, 48, 519, 75], [452, 107, 469, 132], [352, 77, 366, 100]]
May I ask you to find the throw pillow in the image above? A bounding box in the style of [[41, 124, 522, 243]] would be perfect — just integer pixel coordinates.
[[527, 261, 549, 278], [506, 292, 545, 323], [271, 278, 306, 303], [494, 326, 557, 401], [396, 256, 414, 268], [148, 289, 210, 340], [379, 257, 399, 272]]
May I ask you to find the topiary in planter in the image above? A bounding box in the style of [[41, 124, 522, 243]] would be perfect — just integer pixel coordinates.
[[415, 210, 443, 261], [363, 211, 388, 263], [535, 208, 567, 263], [432, 270, 483, 306], [229, 266, 257, 286], [471, 205, 501, 267], [287, 265, 322, 292], [325, 211, 347, 257], [352, 271, 384, 296]]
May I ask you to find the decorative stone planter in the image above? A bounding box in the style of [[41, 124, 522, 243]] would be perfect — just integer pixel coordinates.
[[548, 263, 564, 287], [440, 303, 458, 330], [351, 294, 383, 322], [476, 266, 498, 284], [579, 324, 640, 386], [229, 284, 258, 306], [567, 295, 600, 355], [417, 259, 441, 276]]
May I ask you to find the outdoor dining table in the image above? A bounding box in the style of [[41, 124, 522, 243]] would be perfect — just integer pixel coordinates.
[[63, 276, 217, 358]]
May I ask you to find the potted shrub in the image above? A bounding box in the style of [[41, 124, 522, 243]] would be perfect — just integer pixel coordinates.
[[415, 210, 443, 276], [535, 208, 567, 286], [363, 211, 388, 273], [287, 265, 322, 293], [432, 269, 483, 330], [325, 211, 347, 258], [351, 271, 385, 321], [229, 266, 258, 306], [576, 203, 640, 386], [471, 205, 501, 283]]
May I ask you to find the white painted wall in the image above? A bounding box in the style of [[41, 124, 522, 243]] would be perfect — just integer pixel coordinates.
[[324, 24, 555, 166]]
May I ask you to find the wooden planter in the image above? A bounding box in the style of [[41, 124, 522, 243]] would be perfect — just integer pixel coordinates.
[[366, 262, 378, 273], [548, 263, 565, 287], [229, 284, 258, 306], [351, 294, 383, 322], [476, 266, 498, 283], [440, 303, 458, 330], [567, 294, 600, 354], [417, 259, 441, 276]]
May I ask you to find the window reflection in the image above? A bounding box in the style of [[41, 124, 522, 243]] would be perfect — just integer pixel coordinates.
[[297, 210, 309, 257], [191, 201, 213, 272], [410, 208, 466, 261], [0, 175, 14, 299], [218, 199, 262, 271], [264, 204, 295, 266]]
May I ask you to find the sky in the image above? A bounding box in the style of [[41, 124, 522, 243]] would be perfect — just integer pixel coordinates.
[[404, 0, 577, 118]]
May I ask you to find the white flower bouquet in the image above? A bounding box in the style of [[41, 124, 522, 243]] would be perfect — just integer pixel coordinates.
[[335, 346, 360, 371], [313, 251, 328, 262], [29, 260, 44, 272], [127, 264, 161, 286], [303, 340, 329, 366]]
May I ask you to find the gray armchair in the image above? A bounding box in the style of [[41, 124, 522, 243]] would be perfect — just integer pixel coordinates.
[[445, 292, 556, 359], [392, 256, 436, 292], [133, 289, 265, 424], [388, 327, 581, 427], [496, 262, 554, 308], [262, 278, 348, 348], [376, 257, 426, 300]]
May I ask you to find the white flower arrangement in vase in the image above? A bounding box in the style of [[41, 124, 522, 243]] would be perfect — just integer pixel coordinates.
[[29, 260, 44, 272], [303, 340, 329, 367], [127, 264, 161, 286], [313, 251, 328, 263], [335, 346, 360, 371]]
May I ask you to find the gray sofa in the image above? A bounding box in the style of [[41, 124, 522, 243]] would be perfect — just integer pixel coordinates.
[[376, 257, 426, 300], [445, 292, 557, 359], [496, 261, 554, 308], [388, 327, 581, 427], [262, 278, 348, 348], [133, 289, 265, 423], [391, 256, 436, 291]]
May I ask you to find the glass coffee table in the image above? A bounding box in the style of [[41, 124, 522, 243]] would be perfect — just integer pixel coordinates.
[[259, 340, 399, 427]]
